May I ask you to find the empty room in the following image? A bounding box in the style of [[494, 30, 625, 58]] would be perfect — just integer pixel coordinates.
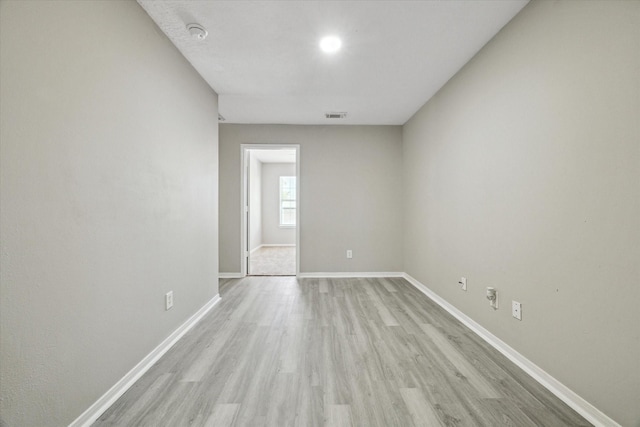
[[1, 1, 638, 427]]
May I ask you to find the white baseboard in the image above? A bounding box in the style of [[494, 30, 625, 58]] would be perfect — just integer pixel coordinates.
[[298, 272, 404, 278], [218, 273, 243, 279], [401, 273, 619, 427], [69, 294, 222, 427]]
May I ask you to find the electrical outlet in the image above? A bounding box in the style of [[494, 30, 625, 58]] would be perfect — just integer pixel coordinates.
[[458, 277, 467, 291], [346, 250, 353, 259], [512, 301, 522, 320], [165, 291, 174, 311]]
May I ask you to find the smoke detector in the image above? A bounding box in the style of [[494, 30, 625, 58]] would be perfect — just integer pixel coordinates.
[[186, 23, 208, 40], [325, 112, 347, 119]]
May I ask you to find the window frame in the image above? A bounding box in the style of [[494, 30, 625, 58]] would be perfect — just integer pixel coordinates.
[[279, 176, 296, 228]]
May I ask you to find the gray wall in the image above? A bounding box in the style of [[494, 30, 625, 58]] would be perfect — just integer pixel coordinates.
[[249, 153, 263, 252], [262, 163, 296, 246], [402, 1, 639, 425], [219, 125, 403, 274], [0, 1, 219, 425]]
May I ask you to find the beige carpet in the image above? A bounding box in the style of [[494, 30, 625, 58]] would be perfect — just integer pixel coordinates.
[[249, 246, 296, 276]]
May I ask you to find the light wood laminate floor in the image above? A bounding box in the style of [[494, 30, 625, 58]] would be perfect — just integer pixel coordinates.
[[95, 277, 591, 426]]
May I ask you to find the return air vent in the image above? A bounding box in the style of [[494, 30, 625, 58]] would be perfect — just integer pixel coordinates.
[[325, 112, 347, 119]]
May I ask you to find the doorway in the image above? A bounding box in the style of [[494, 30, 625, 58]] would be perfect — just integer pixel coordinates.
[[241, 144, 300, 276]]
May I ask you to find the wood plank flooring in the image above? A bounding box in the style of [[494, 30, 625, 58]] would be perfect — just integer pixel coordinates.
[[94, 277, 591, 426]]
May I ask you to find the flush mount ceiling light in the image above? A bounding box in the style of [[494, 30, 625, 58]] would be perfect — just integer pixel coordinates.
[[186, 23, 208, 40], [319, 36, 341, 54]]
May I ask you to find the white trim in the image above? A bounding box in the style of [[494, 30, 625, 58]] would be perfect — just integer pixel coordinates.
[[69, 294, 222, 427], [298, 272, 404, 278], [241, 144, 301, 278], [240, 147, 249, 277], [219, 273, 243, 279], [401, 273, 619, 427], [295, 148, 300, 278]]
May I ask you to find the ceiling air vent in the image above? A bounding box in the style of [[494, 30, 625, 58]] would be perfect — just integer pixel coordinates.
[[325, 112, 347, 119]]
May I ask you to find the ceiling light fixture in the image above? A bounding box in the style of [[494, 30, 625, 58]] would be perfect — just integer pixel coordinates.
[[186, 23, 208, 40], [319, 36, 341, 54]]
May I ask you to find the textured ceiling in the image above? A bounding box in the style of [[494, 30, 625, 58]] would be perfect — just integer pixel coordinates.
[[138, 1, 528, 125]]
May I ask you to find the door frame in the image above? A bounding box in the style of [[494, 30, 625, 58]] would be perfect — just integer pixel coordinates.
[[240, 144, 300, 277]]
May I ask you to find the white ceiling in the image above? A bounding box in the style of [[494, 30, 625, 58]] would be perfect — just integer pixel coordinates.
[[138, 0, 528, 125], [250, 149, 296, 164]]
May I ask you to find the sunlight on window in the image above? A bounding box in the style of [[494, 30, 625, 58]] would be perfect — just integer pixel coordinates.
[[279, 176, 296, 226]]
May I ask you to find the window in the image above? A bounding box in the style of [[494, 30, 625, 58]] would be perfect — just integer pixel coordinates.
[[279, 176, 296, 227]]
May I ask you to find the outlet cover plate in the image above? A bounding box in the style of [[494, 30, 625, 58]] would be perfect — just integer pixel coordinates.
[[166, 291, 174, 311], [459, 277, 467, 291], [512, 301, 522, 320]]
